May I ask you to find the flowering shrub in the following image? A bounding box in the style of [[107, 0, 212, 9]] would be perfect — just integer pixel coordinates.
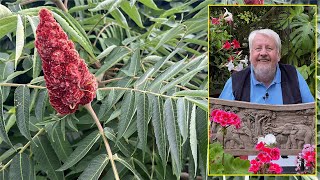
[[35, 8, 97, 115], [209, 8, 248, 73], [248, 134, 282, 174], [296, 144, 316, 174]]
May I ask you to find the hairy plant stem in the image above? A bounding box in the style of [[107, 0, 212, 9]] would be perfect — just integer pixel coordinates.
[[84, 103, 120, 180]]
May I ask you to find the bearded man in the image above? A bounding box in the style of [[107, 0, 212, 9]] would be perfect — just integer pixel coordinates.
[[219, 29, 314, 104]]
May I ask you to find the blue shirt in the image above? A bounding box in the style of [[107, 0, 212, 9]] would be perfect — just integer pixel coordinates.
[[219, 64, 314, 104]]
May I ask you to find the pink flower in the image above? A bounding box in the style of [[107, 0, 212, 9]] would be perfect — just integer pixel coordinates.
[[248, 159, 261, 173], [269, 148, 280, 160], [210, 109, 241, 129], [257, 152, 271, 163], [268, 162, 282, 174], [211, 17, 220, 25], [255, 141, 265, 151], [222, 41, 231, 50]]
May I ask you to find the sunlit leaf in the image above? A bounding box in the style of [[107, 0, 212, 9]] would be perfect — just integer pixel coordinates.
[[15, 15, 24, 70], [14, 85, 31, 140], [189, 104, 197, 176], [0, 4, 12, 19], [0, 15, 17, 39], [177, 98, 188, 145], [120, 1, 144, 28], [138, 0, 160, 10], [95, 47, 131, 77], [173, 90, 208, 97]]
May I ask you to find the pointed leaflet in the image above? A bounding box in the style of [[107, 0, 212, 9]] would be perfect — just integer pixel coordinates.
[[95, 47, 131, 77], [138, 0, 160, 10], [185, 97, 208, 112], [149, 95, 167, 169], [160, 65, 207, 94], [57, 131, 100, 171], [35, 89, 47, 122], [98, 89, 115, 119], [164, 98, 181, 174], [196, 107, 208, 179], [115, 155, 143, 180], [14, 85, 32, 140], [0, 15, 17, 39], [26, 15, 42, 79], [189, 105, 197, 175], [135, 92, 148, 161], [153, 25, 185, 53], [78, 154, 109, 180], [173, 90, 208, 98], [149, 59, 186, 92], [32, 135, 64, 180], [0, 88, 12, 146], [122, 49, 140, 77], [9, 153, 34, 180], [117, 90, 135, 140], [0, 4, 12, 19], [177, 98, 188, 145], [15, 14, 24, 70], [120, 1, 144, 28], [0, 144, 22, 162], [49, 125, 73, 163], [135, 49, 179, 86], [96, 45, 117, 60]]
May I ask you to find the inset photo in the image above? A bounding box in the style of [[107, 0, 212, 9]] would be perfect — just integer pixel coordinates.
[[208, 5, 316, 175]]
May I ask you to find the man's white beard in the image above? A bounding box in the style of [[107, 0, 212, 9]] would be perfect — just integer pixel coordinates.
[[253, 64, 276, 85]]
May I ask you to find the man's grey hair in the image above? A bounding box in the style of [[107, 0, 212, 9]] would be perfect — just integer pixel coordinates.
[[248, 29, 281, 54]]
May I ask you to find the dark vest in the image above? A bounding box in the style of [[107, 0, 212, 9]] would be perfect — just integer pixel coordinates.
[[231, 64, 302, 104]]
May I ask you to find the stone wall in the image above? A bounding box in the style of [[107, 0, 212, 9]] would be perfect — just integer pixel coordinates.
[[209, 98, 315, 156]]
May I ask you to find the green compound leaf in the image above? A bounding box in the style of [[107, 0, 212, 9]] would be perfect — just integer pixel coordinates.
[[9, 153, 34, 180], [32, 135, 64, 180], [57, 131, 100, 171], [78, 154, 109, 180]]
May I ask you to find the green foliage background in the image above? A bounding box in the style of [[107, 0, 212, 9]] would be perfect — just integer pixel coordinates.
[[0, 0, 209, 179]]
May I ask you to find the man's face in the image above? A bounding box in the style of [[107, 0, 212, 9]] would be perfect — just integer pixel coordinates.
[[250, 34, 280, 79]]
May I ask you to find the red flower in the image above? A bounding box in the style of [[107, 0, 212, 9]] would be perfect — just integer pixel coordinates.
[[255, 141, 265, 151], [210, 109, 241, 129], [231, 39, 241, 49], [268, 162, 282, 174], [244, 0, 264, 4], [269, 148, 280, 160], [248, 159, 261, 173], [35, 8, 97, 115], [228, 56, 234, 62], [211, 17, 220, 25], [222, 41, 231, 50], [257, 152, 271, 163]]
